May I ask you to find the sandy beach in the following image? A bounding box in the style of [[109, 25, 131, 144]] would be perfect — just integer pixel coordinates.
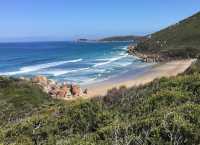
[[82, 59, 195, 98]]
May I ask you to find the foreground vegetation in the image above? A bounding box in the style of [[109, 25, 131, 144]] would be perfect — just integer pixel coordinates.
[[0, 60, 200, 144], [134, 12, 200, 59]]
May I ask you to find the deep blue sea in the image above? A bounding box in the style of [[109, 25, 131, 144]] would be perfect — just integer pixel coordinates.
[[0, 41, 149, 85]]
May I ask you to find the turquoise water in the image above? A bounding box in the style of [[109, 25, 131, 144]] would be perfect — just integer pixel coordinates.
[[0, 41, 149, 84]]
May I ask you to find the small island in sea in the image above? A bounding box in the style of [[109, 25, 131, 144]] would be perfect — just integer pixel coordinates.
[[0, 2, 200, 144]]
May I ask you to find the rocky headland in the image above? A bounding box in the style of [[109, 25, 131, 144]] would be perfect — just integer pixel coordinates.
[[127, 11, 200, 62], [127, 45, 160, 62], [127, 44, 172, 63]]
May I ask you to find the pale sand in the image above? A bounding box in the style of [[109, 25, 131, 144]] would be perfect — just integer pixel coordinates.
[[82, 59, 196, 98]]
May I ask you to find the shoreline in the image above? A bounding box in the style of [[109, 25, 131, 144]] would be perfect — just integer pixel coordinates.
[[82, 59, 195, 98], [0, 59, 195, 101]]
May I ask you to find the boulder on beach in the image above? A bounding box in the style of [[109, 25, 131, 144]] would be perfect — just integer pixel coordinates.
[[32, 76, 48, 86], [49, 85, 59, 97], [30, 75, 85, 99], [56, 85, 69, 98], [71, 85, 82, 96], [60, 85, 68, 92], [83, 88, 88, 94], [56, 89, 67, 98]]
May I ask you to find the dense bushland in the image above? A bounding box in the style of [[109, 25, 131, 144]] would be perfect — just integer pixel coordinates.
[[0, 60, 200, 144]]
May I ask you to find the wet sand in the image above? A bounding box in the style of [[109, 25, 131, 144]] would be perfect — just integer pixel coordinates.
[[82, 59, 195, 98]]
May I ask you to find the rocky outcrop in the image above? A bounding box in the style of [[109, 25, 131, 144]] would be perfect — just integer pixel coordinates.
[[32, 76, 49, 86], [31, 76, 86, 99], [127, 45, 165, 62], [71, 85, 82, 96]]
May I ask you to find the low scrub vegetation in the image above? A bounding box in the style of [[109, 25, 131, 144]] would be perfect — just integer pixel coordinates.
[[0, 60, 200, 144], [134, 12, 200, 59]]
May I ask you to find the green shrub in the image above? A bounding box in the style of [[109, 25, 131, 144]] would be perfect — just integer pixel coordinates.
[[1, 61, 200, 144]]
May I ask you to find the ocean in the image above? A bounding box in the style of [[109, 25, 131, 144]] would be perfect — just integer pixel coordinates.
[[0, 41, 150, 85]]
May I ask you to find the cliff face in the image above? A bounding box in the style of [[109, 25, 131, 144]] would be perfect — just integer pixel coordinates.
[[128, 11, 200, 61]]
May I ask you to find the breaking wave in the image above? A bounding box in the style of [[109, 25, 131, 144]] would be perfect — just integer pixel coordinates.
[[94, 54, 128, 67], [0, 59, 83, 76]]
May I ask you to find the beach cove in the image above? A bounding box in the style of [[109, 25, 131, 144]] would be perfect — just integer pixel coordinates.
[[82, 59, 195, 98], [0, 42, 196, 100]]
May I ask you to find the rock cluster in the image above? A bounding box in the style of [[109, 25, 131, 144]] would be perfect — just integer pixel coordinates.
[[127, 45, 162, 62], [30, 76, 86, 99]]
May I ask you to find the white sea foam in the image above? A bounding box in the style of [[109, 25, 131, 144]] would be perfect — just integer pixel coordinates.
[[114, 46, 128, 50], [79, 77, 98, 85], [41, 67, 90, 77], [93, 54, 128, 67], [40, 70, 72, 76], [0, 59, 83, 76], [118, 62, 133, 67], [95, 58, 110, 61], [119, 46, 128, 50], [62, 75, 98, 85], [66, 75, 108, 85], [20, 59, 82, 72]]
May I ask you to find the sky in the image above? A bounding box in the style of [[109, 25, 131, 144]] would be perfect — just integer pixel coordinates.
[[0, 0, 200, 42]]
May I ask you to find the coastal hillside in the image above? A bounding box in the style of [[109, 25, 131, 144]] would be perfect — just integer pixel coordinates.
[[131, 12, 200, 59], [1, 60, 200, 144], [99, 35, 146, 42]]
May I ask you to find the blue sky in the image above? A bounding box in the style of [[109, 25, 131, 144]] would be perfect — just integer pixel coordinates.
[[0, 0, 200, 42]]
